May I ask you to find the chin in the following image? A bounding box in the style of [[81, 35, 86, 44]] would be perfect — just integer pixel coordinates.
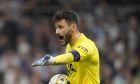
[[60, 43, 66, 46], [60, 42, 68, 46]]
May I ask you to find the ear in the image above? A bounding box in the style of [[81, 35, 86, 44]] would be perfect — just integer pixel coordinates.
[[71, 23, 77, 31]]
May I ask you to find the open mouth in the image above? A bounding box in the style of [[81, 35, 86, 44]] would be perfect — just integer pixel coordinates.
[[56, 35, 65, 45], [58, 35, 64, 40]]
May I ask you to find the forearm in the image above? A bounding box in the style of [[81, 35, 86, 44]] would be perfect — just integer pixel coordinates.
[[53, 53, 74, 65], [32, 52, 76, 67]]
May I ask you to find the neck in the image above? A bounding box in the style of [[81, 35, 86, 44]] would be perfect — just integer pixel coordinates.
[[69, 31, 81, 46]]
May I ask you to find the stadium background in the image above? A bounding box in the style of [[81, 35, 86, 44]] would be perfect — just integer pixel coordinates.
[[0, 0, 140, 84]]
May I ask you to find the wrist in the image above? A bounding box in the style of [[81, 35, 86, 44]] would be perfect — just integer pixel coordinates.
[[47, 56, 55, 65]]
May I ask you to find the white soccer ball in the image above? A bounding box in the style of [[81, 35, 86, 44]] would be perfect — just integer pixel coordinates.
[[49, 74, 70, 84]]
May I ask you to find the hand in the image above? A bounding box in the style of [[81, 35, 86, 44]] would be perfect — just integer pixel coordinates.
[[32, 54, 54, 67]]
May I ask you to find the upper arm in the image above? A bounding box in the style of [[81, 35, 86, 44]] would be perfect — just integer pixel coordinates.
[[72, 42, 94, 61]]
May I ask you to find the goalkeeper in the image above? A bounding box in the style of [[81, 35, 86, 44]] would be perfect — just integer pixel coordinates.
[[32, 10, 100, 84]]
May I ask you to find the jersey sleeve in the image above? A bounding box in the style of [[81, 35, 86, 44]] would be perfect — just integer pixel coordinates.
[[53, 42, 97, 64], [54, 52, 74, 64], [72, 42, 95, 61]]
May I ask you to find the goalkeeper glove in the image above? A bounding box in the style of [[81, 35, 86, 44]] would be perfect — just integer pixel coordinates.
[[32, 54, 55, 67]]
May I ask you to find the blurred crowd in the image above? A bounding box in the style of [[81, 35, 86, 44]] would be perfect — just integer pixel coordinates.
[[0, 0, 140, 84]]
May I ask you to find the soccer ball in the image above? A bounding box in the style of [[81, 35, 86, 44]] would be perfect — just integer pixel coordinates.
[[49, 74, 70, 84]]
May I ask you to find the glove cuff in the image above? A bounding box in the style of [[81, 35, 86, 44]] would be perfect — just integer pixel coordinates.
[[47, 56, 55, 65]]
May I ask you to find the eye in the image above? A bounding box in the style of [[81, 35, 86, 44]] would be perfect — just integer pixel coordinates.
[[58, 25, 64, 29]]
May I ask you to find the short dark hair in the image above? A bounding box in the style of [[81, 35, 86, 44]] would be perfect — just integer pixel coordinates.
[[52, 10, 78, 26]]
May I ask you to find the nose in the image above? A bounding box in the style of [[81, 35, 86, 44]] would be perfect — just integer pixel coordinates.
[[56, 28, 60, 35]]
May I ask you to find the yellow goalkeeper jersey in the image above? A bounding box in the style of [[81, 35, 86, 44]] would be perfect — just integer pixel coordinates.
[[66, 33, 100, 84]]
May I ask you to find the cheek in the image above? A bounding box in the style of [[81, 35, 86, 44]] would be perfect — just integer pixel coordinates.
[[61, 26, 72, 36], [63, 28, 69, 35], [65, 29, 71, 36], [63, 29, 67, 33], [57, 28, 65, 35]]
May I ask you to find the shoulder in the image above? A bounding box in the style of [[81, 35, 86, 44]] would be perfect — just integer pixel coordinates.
[[81, 34, 97, 49], [75, 37, 97, 54], [80, 34, 95, 46]]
